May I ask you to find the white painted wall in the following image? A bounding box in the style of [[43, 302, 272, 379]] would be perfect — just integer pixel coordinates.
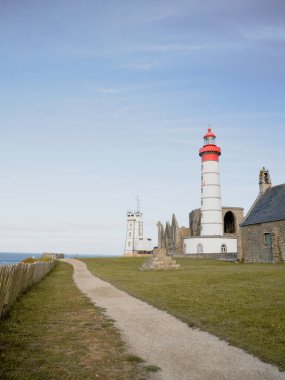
[[124, 211, 152, 254], [184, 237, 237, 254], [124, 211, 143, 255], [136, 238, 153, 252], [201, 160, 223, 236]]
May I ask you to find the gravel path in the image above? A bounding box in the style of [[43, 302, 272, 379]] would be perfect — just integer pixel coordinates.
[[64, 259, 285, 380]]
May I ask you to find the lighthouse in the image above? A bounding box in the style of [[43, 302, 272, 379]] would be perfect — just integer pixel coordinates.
[[199, 128, 223, 236], [183, 128, 238, 256]]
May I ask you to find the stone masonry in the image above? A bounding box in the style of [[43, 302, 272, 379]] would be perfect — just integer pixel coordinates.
[[157, 215, 190, 255], [189, 207, 244, 237], [140, 248, 181, 271], [241, 220, 285, 262]]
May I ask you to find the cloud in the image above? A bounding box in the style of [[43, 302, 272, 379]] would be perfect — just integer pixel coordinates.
[[109, 1, 197, 25], [96, 88, 122, 94], [242, 25, 285, 41], [0, 222, 121, 235], [133, 43, 217, 53], [89, 80, 178, 97], [62, 42, 219, 61], [120, 61, 158, 70], [113, 107, 134, 118]]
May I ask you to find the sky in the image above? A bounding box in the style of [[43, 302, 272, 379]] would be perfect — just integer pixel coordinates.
[[0, 0, 284, 255]]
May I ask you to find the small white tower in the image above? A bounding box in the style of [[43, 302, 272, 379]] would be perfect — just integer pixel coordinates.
[[124, 198, 153, 255], [199, 128, 223, 236], [124, 210, 144, 255]]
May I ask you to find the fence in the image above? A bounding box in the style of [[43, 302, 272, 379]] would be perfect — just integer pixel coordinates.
[[0, 255, 56, 318]]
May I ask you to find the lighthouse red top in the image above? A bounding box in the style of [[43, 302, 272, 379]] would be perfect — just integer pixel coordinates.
[[199, 128, 221, 162]]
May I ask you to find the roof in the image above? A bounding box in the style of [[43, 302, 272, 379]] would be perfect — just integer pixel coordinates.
[[241, 184, 285, 226], [203, 128, 216, 139]]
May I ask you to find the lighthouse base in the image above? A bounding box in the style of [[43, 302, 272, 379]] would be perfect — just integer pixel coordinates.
[[184, 237, 237, 257]]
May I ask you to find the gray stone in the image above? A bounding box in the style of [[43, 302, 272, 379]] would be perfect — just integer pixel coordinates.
[[140, 248, 181, 271]]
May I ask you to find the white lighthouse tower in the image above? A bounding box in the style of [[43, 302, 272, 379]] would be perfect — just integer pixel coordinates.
[[184, 128, 237, 255], [199, 128, 223, 236]]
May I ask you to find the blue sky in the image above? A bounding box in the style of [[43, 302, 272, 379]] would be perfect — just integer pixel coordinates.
[[0, 0, 284, 255]]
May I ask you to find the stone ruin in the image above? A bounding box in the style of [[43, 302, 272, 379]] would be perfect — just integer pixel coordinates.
[[140, 248, 181, 271]]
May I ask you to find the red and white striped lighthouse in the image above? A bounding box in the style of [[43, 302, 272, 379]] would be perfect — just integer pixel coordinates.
[[199, 128, 223, 236]]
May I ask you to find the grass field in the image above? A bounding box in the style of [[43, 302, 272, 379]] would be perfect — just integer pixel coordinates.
[[0, 261, 153, 379], [83, 257, 285, 371]]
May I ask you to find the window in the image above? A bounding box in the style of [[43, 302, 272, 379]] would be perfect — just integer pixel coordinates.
[[221, 244, 227, 253], [129, 232, 131, 237], [139, 222, 143, 237], [128, 242, 131, 247], [197, 243, 203, 253], [264, 233, 273, 247], [204, 136, 215, 145]]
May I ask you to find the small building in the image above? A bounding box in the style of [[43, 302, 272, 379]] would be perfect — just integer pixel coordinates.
[[240, 168, 285, 262]]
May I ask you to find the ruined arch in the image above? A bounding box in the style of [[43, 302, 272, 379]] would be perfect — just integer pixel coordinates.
[[224, 211, 236, 233]]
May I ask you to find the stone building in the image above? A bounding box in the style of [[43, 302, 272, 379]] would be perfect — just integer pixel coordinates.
[[240, 168, 285, 263]]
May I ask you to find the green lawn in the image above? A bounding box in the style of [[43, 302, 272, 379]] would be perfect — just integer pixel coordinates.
[[83, 257, 285, 371], [0, 261, 152, 379]]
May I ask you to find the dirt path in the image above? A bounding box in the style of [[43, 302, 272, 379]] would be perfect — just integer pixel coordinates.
[[64, 259, 285, 380]]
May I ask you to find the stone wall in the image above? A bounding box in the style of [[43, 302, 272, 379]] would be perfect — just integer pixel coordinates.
[[176, 227, 190, 254], [241, 220, 285, 262], [185, 252, 237, 261], [222, 207, 244, 236], [157, 215, 190, 255], [189, 207, 244, 237], [189, 209, 201, 236]]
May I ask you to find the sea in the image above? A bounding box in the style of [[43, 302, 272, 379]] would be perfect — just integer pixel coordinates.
[[0, 252, 118, 266]]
